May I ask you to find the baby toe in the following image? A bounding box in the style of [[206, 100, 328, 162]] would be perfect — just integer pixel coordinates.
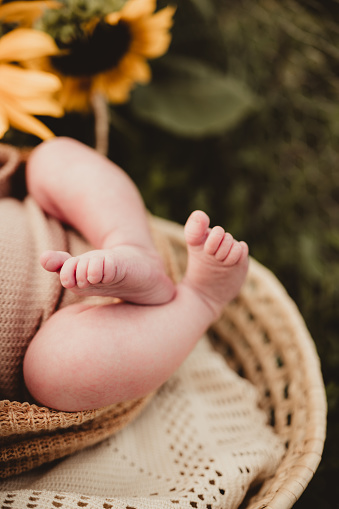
[[224, 241, 243, 266], [75, 257, 90, 289], [40, 250, 71, 272], [87, 256, 104, 284], [101, 256, 117, 284], [239, 241, 249, 259], [184, 210, 210, 247], [215, 232, 234, 261], [205, 226, 225, 255], [60, 257, 78, 288]]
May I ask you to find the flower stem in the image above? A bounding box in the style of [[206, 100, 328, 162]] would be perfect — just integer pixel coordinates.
[[91, 92, 110, 156]]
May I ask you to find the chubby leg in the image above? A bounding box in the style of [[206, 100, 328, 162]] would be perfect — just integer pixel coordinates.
[[27, 137, 175, 304], [23, 211, 248, 411]]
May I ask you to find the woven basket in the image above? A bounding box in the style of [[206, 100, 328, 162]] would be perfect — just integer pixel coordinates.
[[152, 216, 327, 509]]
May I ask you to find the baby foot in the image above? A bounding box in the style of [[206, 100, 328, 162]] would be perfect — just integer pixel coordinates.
[[40, 246, 176, 305], [183, 210, 249, 319]]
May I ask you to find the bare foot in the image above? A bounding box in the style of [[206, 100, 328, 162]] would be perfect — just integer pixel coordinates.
[[40, 246, 176, 305], [183, 210, 249, 319]]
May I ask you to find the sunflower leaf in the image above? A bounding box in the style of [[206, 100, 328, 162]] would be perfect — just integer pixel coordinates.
[[130, 57, 257, 137]]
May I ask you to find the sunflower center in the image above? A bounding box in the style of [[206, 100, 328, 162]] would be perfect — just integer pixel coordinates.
[[51, 21, 132, 77]]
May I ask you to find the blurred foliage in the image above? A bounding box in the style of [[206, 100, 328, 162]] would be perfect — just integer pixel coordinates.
[[4, 0, 338, 507], [130, 56, 256, 137]]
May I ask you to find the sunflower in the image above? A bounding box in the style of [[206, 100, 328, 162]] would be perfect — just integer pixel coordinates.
[[46, 0, 176, 111], [0, 0, 60, 26], [0, 28, 63, 139]]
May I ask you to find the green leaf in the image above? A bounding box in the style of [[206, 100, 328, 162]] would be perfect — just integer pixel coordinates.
[[130, 57, 257, 138]]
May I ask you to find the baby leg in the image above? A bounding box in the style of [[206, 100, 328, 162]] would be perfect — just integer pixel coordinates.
[[23, 211, 248, 411], [27, 137, 175, 304]]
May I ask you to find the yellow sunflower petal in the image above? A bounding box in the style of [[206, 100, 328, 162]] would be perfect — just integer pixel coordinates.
[[105, 11, 121, 25], [0, 28, 59, 62], [0, 64, 61, 98], [60, 77, 92, 111], [130, 31, 172, 58], [120, 0, 156, 21], [0, 105, 10, 138], [0, 1, 61, 26], [3, 99, 55, 139], [98, 72, 134, 104], [14, 96, 63, 116], [119, 53, 151, 83], [133, 6, 176, 32], [128, 6, 175, 58]]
